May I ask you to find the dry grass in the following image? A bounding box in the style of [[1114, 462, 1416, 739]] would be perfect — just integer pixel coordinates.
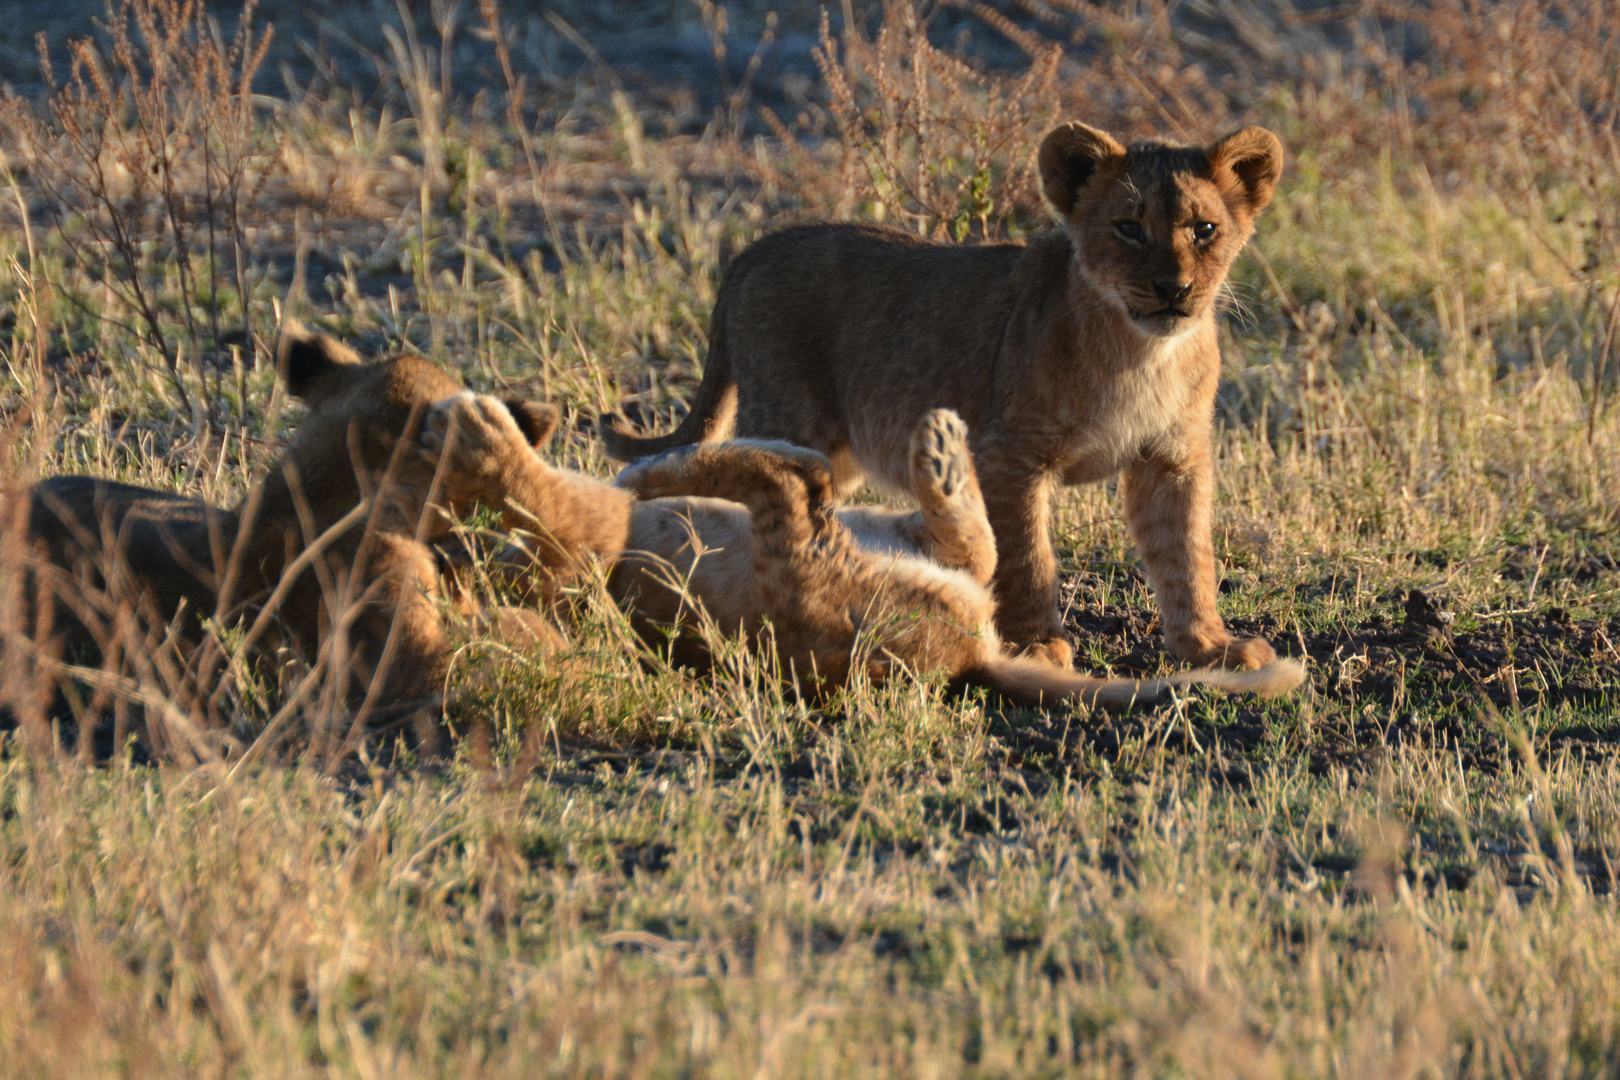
[[0, 0, 1617, 1074]]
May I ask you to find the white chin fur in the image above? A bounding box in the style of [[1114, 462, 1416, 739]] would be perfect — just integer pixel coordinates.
[[1132, 314, 1198, 340]]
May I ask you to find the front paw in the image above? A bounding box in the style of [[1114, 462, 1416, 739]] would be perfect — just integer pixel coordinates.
[[420, 393, 533, 508], [1183, 636, 1276, 671], [1013, 635, 1074, 669], [422, 392, 493, 463]]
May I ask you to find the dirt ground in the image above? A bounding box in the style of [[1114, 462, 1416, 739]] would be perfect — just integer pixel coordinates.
[[995, 574, 1620, 772]]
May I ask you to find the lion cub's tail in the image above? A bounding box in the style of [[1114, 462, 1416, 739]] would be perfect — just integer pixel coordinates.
[[964, 656, 1306, 711], [600, 298, 739, 461]]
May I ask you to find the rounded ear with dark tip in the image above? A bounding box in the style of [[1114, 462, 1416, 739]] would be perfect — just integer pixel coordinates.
[[503, 400, 560, 447], [1207, 127, 1284, 215], [276, 319, 368, 403], [1038, 122, 1127, 217]]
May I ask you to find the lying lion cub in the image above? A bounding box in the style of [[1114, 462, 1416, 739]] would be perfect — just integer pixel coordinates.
[[424, 393, 1305, 709], [604, 121, 1285, 675], [19, 323, 556, 730]]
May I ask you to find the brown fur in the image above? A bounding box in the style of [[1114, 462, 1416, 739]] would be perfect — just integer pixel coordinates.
[[428, 397, 1305, 709], [18, 323, 558, 730], [17, 318, 1301, 738], [602, 122, 1285, 672]]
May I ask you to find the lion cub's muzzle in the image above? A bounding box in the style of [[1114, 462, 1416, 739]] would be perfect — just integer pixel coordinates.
[[1125, 280, 1203, 333]]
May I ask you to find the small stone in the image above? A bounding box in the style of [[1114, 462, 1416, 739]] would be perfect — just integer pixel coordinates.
[[1402, 589, 1454, 640]]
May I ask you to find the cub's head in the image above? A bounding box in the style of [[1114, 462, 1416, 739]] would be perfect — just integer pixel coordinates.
[[1038, 123, 1283, 338], [274, 321, 557, 530]]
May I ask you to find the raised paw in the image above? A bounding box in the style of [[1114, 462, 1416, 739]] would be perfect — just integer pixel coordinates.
[[423, 393, 522, 458], [420, 392, 530, 501], [421, 392, 480, 458], [418, 392, 466, 458], [911, 409, 972, 502]]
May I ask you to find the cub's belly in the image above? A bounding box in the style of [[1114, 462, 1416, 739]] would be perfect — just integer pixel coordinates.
[[1059, 449, 1137, 487], [613, 497, 762, 633]]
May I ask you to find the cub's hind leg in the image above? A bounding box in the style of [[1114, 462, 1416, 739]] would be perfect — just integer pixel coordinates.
[[904, 409, 996, 586], [846, 410, 998, 585]]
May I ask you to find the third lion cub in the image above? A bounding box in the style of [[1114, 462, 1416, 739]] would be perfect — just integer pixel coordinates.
[[603, 121, 1285, 673]]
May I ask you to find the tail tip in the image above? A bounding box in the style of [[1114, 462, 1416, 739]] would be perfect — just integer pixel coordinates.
[[596, 410, 636, 459], [1254, 657, 1308, 699]]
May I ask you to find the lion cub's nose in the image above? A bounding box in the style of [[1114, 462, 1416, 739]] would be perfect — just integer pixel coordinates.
[[1153, 280, 1193, 305]]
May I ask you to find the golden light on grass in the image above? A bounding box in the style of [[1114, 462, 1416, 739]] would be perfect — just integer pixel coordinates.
[[0, 0, 1615, 1074]]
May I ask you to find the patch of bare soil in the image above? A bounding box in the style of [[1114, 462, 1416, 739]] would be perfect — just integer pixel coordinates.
[[1001, 578, 1620, 772]]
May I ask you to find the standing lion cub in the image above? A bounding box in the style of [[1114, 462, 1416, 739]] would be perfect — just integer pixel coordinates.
[[604, 122, 1285, 672]]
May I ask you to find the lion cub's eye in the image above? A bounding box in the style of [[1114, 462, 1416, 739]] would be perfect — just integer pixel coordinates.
[[1114, 220, 1145, 242], [1192, 221, 1217, 241]]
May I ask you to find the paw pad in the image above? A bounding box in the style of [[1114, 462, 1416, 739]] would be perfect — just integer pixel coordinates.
[[916, 410, 970, 499]]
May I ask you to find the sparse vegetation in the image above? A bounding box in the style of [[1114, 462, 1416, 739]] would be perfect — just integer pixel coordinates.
[[0, 0, 1617, 1074]]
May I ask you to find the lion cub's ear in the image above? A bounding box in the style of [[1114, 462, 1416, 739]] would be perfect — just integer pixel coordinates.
[[503, 400, 560, 447], [276, 320, 368, 403], [1038, 122, 1127, 218], [1207, 127, 1284, 216]]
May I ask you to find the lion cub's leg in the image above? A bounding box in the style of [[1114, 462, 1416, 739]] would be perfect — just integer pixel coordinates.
[[420, 392, 633, 580], [837, 411, 996, 584], [1122, 450, 1275, 671], [972, 449, 1072, 669], [339, 535, 456, 753], [901, 409, 997, 586]]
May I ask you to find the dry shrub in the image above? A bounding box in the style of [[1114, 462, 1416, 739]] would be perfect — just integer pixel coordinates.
[[0, 0, 272, 426], [812, 0, 1064, 236], [1376, 0, 1620, 428], [1371, 0, 1620, 190], [804, 0, 1268, 236]]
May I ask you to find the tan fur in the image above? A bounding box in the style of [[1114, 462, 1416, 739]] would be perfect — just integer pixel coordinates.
[[18, 322, 559, 729], [602, 122, 1285, 672], [428, 398, 1305, 709], [18, 321, 1302, 736]]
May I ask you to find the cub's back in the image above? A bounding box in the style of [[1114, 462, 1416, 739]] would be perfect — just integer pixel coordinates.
[[25, 476, 224, 647], [716, 224, 1029, 458], [28, 477, 216, 564]]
